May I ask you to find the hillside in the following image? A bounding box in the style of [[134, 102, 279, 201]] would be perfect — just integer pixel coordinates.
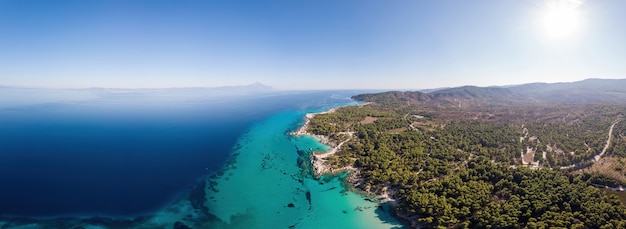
[[354, 78, 626, 108], [308, 78, 626, 228]]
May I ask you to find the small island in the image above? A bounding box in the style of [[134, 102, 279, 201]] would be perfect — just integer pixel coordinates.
[[300, 79, 626, 228]]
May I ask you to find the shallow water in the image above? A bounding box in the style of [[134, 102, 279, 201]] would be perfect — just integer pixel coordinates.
[[0, 89, 403, 228], [201, 108, 405, 228]]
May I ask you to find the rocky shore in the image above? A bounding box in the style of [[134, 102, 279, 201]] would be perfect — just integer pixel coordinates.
[[292, 106, 396, 203]]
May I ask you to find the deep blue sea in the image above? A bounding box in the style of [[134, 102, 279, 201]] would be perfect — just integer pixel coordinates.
[[0, 88, 403, 228]]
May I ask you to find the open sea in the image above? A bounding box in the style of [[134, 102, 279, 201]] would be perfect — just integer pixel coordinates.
[[0, 88, 404, 228]]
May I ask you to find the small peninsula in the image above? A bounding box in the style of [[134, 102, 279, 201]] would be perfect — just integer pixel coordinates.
[[303, 79, 626, 228]]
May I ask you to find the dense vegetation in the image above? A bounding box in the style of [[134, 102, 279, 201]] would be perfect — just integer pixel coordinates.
[[608, 120, 626, 158], [402, 159, 626, 228], [308, 88, 626, 228]]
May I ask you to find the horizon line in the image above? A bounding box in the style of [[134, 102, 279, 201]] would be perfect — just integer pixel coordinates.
[[0, 77, 624, 91]]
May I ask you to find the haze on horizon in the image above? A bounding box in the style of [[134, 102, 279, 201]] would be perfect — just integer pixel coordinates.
[[1, 0, 625, 90]]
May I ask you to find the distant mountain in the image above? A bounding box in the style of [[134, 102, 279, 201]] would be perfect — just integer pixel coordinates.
[[79, 82, 275, 101], [84, 82, 273, 92], [353, 78, 626, 108], [0, 82, 274, 92], [0, 83, 275, 107], [195, 82, 273, 92], [417, 87, 451, 93], [242, 82, 274, 91], [510, 78, 626, 104]]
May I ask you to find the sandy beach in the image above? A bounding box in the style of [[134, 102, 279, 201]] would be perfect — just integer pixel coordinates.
[[293, 105, 396, 203], [291, 108, 347, 176]]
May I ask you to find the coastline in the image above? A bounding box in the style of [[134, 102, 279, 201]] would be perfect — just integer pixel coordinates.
[[292, 105, 395, 203], [293, 103, 416, 228], [291, 107, 350, 175]]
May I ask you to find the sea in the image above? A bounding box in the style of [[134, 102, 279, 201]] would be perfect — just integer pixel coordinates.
[[0, 88, 405, 228]]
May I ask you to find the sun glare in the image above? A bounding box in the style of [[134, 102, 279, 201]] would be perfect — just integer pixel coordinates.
[[541, 0, 583, 40]]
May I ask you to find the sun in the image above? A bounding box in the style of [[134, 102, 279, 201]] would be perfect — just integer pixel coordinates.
[[541, 0, 583, 40]]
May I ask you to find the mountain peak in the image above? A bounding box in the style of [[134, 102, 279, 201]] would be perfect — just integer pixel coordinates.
[[247, 82, 273, 90]]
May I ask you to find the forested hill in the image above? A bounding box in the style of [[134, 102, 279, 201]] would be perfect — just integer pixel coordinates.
[[308, 78, 626, 228], [354, 78, 626, 107]]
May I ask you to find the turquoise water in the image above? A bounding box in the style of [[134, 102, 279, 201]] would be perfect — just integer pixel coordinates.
[[0, 90, 403, 228], [201, 106, 405, 229]]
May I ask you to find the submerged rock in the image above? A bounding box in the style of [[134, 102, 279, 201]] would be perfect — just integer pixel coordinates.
[[189, 180, 208, 212], [305, 191, 311, 206], [173, 221, 192, 229]]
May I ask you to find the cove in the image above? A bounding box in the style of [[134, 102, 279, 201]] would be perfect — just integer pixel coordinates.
[[200, 104, 405, 228]]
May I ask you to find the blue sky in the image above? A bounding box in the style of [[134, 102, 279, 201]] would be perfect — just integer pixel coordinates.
[[1, 0, 625, 90]]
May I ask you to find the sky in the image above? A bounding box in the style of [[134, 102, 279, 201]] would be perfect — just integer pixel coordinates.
[[1, 0, 625, 90]]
